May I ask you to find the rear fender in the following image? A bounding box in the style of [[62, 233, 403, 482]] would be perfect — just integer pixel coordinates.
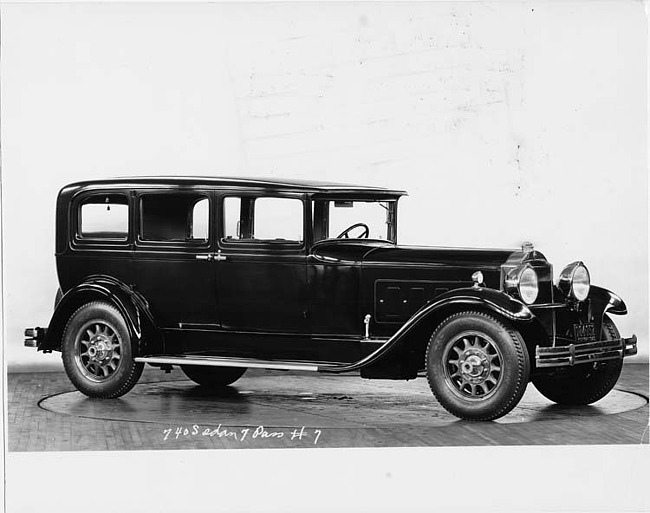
[[39, 275, 162, 355]]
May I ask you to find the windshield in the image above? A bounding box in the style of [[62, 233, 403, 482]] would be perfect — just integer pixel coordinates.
[[312, 199, 396, 243]]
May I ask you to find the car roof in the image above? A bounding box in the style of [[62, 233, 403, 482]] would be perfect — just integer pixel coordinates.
[[61, 176, 408, 197]]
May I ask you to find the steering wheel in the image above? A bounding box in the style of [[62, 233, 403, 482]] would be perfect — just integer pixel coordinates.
[[336, 223, 370, 239]]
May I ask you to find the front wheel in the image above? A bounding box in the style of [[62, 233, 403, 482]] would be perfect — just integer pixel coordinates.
[[426, 311, 530, 421], [532, 316, 623, 405], [181, 365, 246, 387], [61, 301, 143, 398]]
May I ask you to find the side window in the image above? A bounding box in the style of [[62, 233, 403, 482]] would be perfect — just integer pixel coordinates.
[[223, 197, 242, 240], [222, 196, 303, 244], [78, 194, 129, 240], [140, 193, 210, 242], [191, 198, 209, 240], [254, 198, 303, 241]]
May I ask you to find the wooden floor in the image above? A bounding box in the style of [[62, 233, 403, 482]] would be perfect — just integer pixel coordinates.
[[6, 363, 649, 451]]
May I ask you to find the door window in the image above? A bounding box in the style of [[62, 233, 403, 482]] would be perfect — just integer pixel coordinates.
[[140, 193, 210, 242], [223, 196, 304, 244]]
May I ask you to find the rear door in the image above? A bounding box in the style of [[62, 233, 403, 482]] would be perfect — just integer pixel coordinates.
[[132, 189, 219, 329]]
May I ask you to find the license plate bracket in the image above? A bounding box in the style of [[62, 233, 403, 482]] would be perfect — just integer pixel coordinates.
[[574, 323, 596, 343]]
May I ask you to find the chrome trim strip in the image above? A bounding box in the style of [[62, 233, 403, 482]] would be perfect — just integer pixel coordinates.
[[177, 323, 221, 330], [529, 302, 566, 309], [135, 355, 324, 372], [361, 262, 503, 271]]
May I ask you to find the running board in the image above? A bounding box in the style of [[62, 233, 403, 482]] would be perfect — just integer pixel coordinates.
[[134, 355, 343, 372]]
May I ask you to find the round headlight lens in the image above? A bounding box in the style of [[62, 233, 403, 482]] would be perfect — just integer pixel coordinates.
[[571, 265, 590, 301], [518, 267, 539, 304]]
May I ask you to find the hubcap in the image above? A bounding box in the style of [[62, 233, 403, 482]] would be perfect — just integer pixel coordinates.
[[443, 331, 503, 400], [74, 321, 122, 382]]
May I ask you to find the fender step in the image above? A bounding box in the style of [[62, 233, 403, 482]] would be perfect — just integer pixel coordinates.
[[134, 355, 345, 372]]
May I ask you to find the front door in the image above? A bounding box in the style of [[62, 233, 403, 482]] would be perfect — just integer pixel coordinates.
[[216, 194, 308, 334]]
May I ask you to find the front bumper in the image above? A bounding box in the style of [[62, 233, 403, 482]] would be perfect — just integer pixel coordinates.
[[535, 335, 637, 368]]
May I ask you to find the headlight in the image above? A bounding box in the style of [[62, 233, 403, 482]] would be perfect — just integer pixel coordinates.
[[505, 265, 539, 305], [518, 267, 539, 304], [558, 261, 590, 301]]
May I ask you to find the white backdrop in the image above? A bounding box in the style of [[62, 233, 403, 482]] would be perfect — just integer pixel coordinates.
[[1, 1, 647, 370]]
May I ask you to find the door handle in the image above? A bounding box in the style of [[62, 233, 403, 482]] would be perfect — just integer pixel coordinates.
[[195, 252, 227, 262]]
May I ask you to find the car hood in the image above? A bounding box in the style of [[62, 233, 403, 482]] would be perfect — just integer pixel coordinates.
[[310, 240, 546, 268]]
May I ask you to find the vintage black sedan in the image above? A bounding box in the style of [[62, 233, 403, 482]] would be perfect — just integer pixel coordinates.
[[25, 177, 637, 420]]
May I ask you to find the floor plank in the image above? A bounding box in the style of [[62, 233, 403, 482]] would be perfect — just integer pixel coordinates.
[[7, 363, 648, 451]]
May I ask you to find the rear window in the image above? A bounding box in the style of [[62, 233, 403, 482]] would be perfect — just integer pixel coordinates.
[[140, 193, 210, 242], [78, 194, 129, 240]]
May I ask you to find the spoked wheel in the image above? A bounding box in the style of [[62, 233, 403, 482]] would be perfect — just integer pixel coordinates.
[[442, 330, 504, 400], [62, 301, 143, 398], [75, 321, 122, 381], [181, 365, 246, 387], [426, 311, 530, 421]]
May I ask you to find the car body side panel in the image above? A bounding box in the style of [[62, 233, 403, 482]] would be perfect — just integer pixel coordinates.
[[362, 245, 516, 267], [57, 253, 134, 297], [307, 259, 361, 336], [163, 329, 364, 363], [362, 265, 504, 338]]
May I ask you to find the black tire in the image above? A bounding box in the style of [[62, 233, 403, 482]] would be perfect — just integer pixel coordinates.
[[532, 316, 623, 405], [61, 301, 143, 398], [426, 311, 530, 421], [181, 365, 246, 387]]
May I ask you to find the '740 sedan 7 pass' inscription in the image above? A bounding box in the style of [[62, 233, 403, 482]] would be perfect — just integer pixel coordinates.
[[162, 424, 322, 444]]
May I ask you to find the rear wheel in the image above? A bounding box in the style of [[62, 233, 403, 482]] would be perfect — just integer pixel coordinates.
[[61, 301, 143, 398], [426, 311, 530, 421], [532, 316, 623, 405], [181, 365, 246, 387]]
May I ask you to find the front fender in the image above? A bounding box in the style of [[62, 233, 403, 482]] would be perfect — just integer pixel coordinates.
[[39, 275, 161, 354], [426, 287, 534, 322], [323, 287, 532, 373], [589, 285, 627, 315]]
